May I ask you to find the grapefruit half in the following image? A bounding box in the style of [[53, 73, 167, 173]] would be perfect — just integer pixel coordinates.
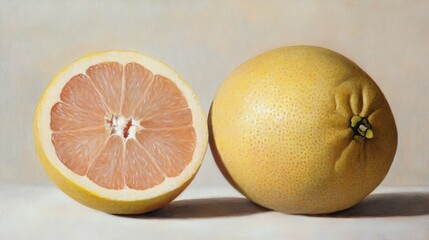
[[34, 51, 208, 214]]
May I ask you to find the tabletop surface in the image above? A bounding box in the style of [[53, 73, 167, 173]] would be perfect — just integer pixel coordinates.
[[1, 184, 428, 240]]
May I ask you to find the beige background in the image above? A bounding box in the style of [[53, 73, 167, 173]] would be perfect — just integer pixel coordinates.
[[1, 0, 428, 189], [1, 1, 429, 239]]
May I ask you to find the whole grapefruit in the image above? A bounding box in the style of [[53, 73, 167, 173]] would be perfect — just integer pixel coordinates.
[[209, 46, 397, 214]]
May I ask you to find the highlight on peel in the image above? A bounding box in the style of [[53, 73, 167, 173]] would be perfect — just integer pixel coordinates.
[[34, 51, 208, 214]]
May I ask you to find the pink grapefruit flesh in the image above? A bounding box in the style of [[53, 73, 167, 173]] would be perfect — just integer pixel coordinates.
[[50, 62, 196, 191]]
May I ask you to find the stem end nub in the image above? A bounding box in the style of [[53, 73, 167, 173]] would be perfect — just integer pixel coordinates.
[[350, 115, 373, 141]]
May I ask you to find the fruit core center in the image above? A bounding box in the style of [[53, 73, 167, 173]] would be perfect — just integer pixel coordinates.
[[350, 115, 373, 141], [105, 114, 140, 141]]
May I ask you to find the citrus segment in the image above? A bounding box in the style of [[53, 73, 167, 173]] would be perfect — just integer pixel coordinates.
[[121, 62, 154, 118], [86, 136, 125, 190], [86, 62, 123, 113], [124, 139, 164, 190], [136, 127, 196, 177], [60, 74, 107, 114], [51, 127, 108, 176], [141, 108, 192, 129], [50, 102, 105, 131], [134, 75, 188, 121]]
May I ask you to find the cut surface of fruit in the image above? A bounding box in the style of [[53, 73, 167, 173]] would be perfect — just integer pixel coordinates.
[[34, 51, 207, 213]]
